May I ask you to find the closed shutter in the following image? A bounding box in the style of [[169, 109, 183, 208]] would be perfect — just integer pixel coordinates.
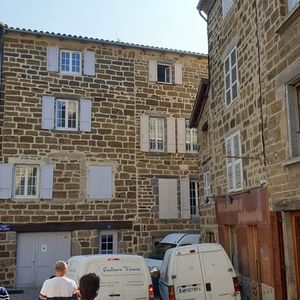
[[159, 178, 178, 219], [233, 133, 243, 190], [174, 63, 183, 85], [80, 99, 92, 132], [40, 165, 54, 199], [287, 85, 300, 157], [148, 60, 157, 82], [167, 117, 176, 153], [42, 96, 55, 129], [177, 118, 186, 153], [180, 178, 190, 219], [89, 166, 113, 200], [204, 172, 211, 198], [225, 138, 234, 191], [140, 114, 150, 152], [83, 51, 96, 76], [47, 47, 59, 72], [222, 0, 233, 16], [0, 164, 13, 199]]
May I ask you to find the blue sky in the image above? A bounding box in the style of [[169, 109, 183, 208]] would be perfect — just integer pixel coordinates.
[[0, 0, 208, 54]]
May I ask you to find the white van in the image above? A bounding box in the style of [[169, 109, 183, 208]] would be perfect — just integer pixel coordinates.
[[145, 233, 201, 271], [159, 243, 241, 300], [66, 254, 154, 300]]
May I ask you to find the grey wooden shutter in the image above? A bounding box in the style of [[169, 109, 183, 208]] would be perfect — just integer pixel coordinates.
[[288, 0, 299, 11], [180, 178, 190, 219], [222, 0, 233, 16], [83, 51, 96, 76], [177, 118, 186, 153], [167, 117, 176, 153], [80, 99, 92, 132], [233, 133, 243, 189], [47, 46, 59, 72], [225, 138, 234, 191], [159, 178, 178, 219], [89, 166, 113, 200], [149, 60, 157, 82], [0, 164, 13, 199], [287, 85, 300, 157], [140, 114, 150, 152], [42, 96, 55, 129], [175, 63, 183, 85], [40, 165, 54, 199], [204, 172, 211, 198]]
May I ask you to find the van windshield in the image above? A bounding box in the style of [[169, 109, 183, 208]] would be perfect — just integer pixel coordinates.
[[148, 243, 176, 260]]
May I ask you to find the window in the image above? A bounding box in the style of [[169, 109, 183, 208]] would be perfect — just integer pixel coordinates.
[[203, 171, 211, 205], [55, 99, 78, 131], [189, 180, 199, 217], [99, 230, 117, 254], [287, 84, 300, 158], [14, 165, 39, 198], [60, 50, 81, 74], [185, 120, 197, 152], [157, 64, 172, 83], [222, 0, 234, 17], [288, 0, 299, 12], [225, 132, 243, 192], [149, 117, 164, 152], [224, 47, 238, 106]]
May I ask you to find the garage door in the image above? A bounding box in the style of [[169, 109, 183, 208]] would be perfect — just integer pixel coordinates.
[[16, 232, 71, 287]]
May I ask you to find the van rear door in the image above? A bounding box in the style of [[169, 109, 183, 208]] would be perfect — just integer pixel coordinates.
[[86, 257, 123, 300], [200, 250, 235, 299], [172, 246, 206, 300], [122, 256, 150, 300]]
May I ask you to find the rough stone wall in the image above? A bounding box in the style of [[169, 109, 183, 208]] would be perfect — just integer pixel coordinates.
[[0, 31, 207, 286]]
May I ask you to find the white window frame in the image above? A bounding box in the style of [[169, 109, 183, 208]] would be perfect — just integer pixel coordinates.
[[222, 0, 234, 17], [288, 0, 299, 12], [225, 131, 243, 192], [99, 230, 117, 254], [185, 120, 197, 153], [149, 117, 165, 152], [189, 180, 199, 218], [55, 99, 79, 131], [157, 63, 172, 84], [203, 171, 211, 205], [224, 47, 238, 107], [14, 165, 39, 199], [60, 50, 82, 75]]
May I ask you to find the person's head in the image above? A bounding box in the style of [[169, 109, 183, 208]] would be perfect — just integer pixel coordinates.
[[79, 273, 100, 300], [55, 260, 67, 277]]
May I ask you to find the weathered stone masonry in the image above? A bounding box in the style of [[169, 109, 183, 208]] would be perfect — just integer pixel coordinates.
[[0, 25, 207, 287]]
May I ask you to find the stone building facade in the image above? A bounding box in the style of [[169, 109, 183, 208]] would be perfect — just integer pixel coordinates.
[[0, 24, 208, 287], [192, 0, 300, 299]]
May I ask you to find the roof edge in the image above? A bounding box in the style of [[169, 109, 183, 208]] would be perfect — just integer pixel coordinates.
[[4, 26, 208, 58], [190, 78, 209, 128]]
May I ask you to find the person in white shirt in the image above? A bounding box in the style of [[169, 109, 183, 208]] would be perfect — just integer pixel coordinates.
[[39, 261, 78, 300]]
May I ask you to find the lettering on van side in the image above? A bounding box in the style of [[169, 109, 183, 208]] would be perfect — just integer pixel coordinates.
[[103, 266, 142, 272]]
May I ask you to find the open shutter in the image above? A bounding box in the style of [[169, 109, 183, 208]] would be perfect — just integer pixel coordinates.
[[83, 51, 96, 76], [288, 0, 299, 11], [180, 178, 190, 219], [222, 0, 233, 16], [42, 96, 55, 129], [159, 178, 178, 219], [40, 165, 54, 199], [177, 118, 186, 153], [0, 164, 13, 199], [175, 63, 183, 85], [47, 46, 59, 72], [89, 166, 112, 200], [287, 85, 300, 157], [233, 133, 243, 190], [204, 172, 211, 198], [80, 99, 92, 132], [225, 138, 234, 191], [140, 114, 150, 152], [167, 117, 176, 153], [149, 60, 157, 82]]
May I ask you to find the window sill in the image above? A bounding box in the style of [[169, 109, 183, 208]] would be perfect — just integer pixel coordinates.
[[60, 71, 82, 76], [55, 128, 79, 132], [283, 156, 300, 166], [156, 81, 172, 85], [276, 4, 300, 34]]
